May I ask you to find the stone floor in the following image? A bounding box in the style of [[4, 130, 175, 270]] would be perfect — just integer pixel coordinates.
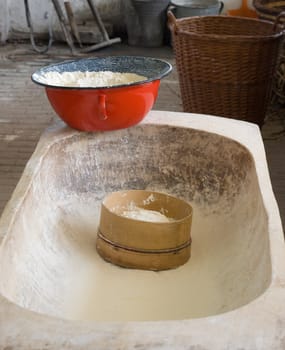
[[0, 40, 284, 232]]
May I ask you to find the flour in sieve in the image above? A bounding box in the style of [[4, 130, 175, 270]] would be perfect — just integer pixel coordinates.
[[121, 206, 174, 223]]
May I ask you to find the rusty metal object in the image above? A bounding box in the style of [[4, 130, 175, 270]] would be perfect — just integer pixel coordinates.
[[24, 0, 53, 54]]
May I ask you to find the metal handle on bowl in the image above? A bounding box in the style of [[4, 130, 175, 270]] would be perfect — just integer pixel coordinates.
[[219, 1, 224, 14], [98, 94, 108, 120]]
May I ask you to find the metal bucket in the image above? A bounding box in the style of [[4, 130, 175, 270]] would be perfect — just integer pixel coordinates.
[[170, 0, 224, 18], [124, 0, 170, 47]]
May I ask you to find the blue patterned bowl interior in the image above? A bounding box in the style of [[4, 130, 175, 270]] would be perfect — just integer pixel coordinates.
[[31, 56, 172, 89]]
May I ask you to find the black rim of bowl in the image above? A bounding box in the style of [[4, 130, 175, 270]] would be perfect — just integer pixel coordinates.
[[31, 56, 173, 90]]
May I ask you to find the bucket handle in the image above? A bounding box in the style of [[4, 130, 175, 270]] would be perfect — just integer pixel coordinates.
[[219, 1, 224, 14], [273, 12, 285, 33], [167, 10, 178, 34]]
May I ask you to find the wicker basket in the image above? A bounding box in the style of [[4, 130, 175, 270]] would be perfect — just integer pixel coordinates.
[[168, 11, 285, 126], [253, 0, 285, 21], [253, 1, 285, 103]]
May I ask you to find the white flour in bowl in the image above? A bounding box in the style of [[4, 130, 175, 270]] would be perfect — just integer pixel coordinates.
[[39, 71, 147, 87]]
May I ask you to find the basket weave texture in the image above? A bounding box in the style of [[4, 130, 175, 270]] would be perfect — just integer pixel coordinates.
[[253, 1, 285, 103], [168, 14, 285, 126], [253, 0, 285, 21]]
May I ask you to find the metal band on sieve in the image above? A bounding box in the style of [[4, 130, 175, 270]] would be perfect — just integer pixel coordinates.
[[97, 230, 192, 254]]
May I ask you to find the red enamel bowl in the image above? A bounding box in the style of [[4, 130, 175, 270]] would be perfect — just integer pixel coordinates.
[[31, 56, 172, 131]]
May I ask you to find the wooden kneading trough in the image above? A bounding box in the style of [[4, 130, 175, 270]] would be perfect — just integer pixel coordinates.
[[0, 111, 284, 349]]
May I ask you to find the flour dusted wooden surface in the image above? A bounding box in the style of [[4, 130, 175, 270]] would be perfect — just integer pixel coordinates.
[[0, 111, 284, 349]]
